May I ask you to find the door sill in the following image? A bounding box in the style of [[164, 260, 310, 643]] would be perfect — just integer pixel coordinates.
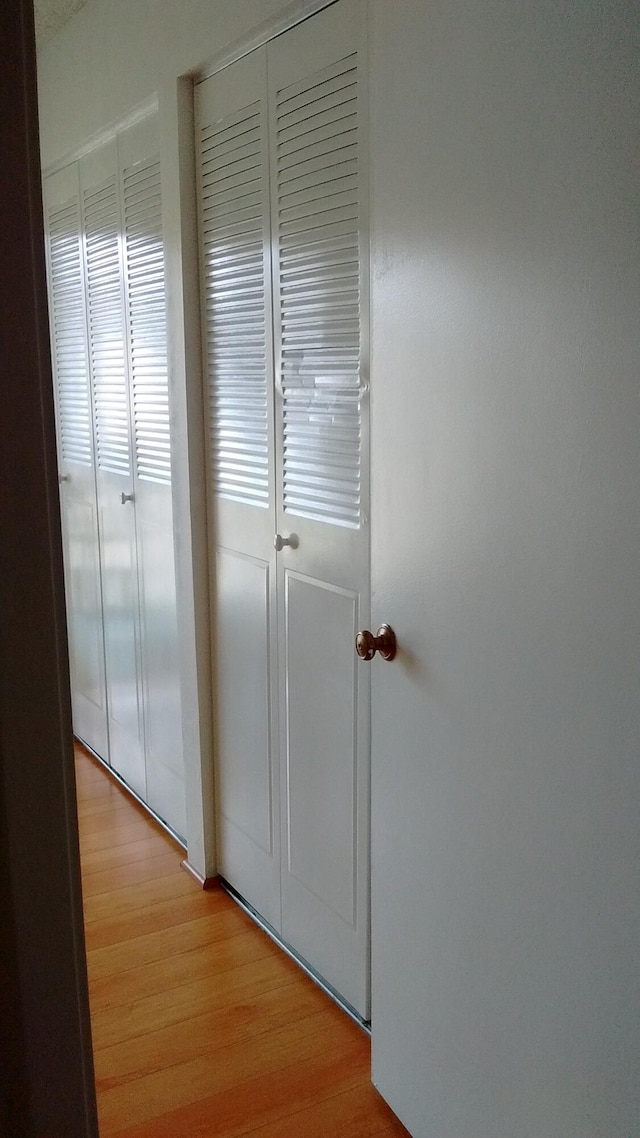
[[74, 736, 187, 850], [219, 877, 371, 1035]]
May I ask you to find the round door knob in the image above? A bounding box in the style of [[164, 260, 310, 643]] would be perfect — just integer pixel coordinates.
[[274, 533, 298, 551], [355, 624, 397, 662], [120, 491, 134, 504]]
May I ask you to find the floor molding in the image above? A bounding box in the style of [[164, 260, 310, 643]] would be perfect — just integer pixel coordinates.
[[181, 859, 218, 890]]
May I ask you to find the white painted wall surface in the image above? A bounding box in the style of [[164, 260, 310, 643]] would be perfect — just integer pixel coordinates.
[[369, 1, 640, 1134]]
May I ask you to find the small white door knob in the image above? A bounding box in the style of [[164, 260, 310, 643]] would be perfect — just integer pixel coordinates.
[[274, 533, 298, 551], [120, 491, 134, 504]]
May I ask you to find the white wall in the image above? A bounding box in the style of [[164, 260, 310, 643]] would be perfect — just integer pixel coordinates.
[[369, 1, 640, 1134]]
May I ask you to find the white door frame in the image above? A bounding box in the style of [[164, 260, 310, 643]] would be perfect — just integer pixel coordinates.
[[0, 0, 97, 1129]]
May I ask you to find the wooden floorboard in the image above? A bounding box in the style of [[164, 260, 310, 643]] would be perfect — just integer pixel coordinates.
[[75, 744, 409, 1137]]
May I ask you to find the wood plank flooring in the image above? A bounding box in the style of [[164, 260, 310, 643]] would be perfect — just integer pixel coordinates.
[[75, 744, 409, 1137]]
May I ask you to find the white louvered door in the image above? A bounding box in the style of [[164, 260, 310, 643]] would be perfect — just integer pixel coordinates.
[[197, 49, 281, 928], [46, 118, 184, 838], [45, 164, 109, 760], [119, 116, 185, 838], [269, 0, 370, 1018], [47, 115, 185, 838], [197, 0, 369, 1016], [80, 140, 146, 796]]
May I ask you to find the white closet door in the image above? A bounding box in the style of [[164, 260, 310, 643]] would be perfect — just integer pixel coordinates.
[[196, 49, 281, 925], [46, 120, 184, 836], [269, 0, 370, 1018], [118, 116, 185, 838], [80, 141, 146, 797], [45, 163, 108, 760], [196, 0, 369, 1017]]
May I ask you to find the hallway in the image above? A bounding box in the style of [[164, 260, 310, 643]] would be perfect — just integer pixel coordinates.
[[76, 744, 408, 1135]]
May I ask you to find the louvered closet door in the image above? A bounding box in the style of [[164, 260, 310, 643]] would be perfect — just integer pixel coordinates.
[[80, 140, 146, 797], [269, 0, 370, 1018], [196, 49, 281, 926], [45, 164, 109, 760], [197, 0, 369, 1017], [118, 116, 185, 838]]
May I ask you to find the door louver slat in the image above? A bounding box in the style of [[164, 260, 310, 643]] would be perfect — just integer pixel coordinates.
[[123, 156, 171, 484], [200, 103, 270, 507], [275, 54, 362, 528], [47, 199, 93, 465], [84, 176, 130, 476]]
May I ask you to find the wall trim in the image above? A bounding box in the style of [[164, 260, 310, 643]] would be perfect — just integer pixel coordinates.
[[42, 94, 158, 176], [181, 860, 219, 890], [196, 0, 338, 83]]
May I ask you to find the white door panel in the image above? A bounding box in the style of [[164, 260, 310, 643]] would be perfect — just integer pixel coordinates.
[[80, 140, 146, 796], [63, 500, 104, 709], [97, 491, 145, 793], [284, 574, 359, 928], [269, 0, 370, 1018], [44, 162, 108, 760], [118, 115, 185, 836], [137, 510, 185, 835], [197, 47, 281, 924], [369, 1, 640, 1134], [61, 495, 107, 749], [281, 569, 367, 1011], [214, 548, 278, 925], [215, 551, 272, 855], [136, 512, 182, 771]]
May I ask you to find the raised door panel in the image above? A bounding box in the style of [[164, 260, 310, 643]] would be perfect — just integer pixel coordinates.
[[268, 0, 370, 1018], [196, 49, 281, 924], [214, 549, 277, 924], [282, 573, 364, 1007], [44, 163, 108, 759], [63, 499, 106, 715], [80, 141, 146, 797], [285, 577, 358, 928], [135, 512, 185, 836]]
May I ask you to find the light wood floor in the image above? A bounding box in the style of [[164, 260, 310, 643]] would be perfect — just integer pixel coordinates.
[[75, 743, 409, 1137]]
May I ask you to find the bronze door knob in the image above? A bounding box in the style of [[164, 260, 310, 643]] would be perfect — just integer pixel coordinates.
[[355, 624, 397, 662]]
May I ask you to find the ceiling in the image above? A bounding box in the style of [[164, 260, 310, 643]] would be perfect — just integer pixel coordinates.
[[33, 0, 87, 48]]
